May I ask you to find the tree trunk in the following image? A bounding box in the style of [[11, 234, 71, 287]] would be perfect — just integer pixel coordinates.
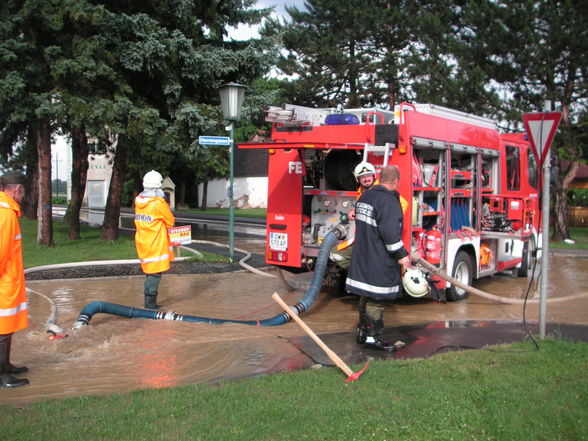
[[201, 181, 208, 211], [101, 136, 126, 241], [36, 118, 53, 246], [178, 177, 186, 206], [552, 108, 577, 241], [22, 134, 39, 220], [552, 157, 577, 241], [65, 126, 89, 240], [194, 181, 199, 209]]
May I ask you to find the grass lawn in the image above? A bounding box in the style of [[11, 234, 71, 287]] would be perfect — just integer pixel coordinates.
[[20, 218, 227, 269], [1, 339, 587, 440], [550, 226, 588, 249]]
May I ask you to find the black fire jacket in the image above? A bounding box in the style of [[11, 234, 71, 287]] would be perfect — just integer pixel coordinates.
[[345, 185, 408, 300]]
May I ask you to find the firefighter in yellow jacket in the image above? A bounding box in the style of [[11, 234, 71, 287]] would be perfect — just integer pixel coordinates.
[[0, 171, 29, 388], [134, 170, 175, 309]]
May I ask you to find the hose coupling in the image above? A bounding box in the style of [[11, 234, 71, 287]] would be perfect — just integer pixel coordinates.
[[331, 223, 348, 240]]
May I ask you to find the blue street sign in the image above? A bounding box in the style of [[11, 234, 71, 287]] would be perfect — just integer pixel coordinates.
[[198, 136, 231, 146]]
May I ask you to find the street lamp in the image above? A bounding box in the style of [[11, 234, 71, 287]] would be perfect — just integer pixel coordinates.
[[219, 82, 246, 262]]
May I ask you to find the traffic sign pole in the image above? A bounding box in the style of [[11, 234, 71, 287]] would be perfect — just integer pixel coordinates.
[[539, 147, 550, 339], [523, 105, 562, 339]]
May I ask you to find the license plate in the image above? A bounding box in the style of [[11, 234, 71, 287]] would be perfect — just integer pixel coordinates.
[[269, 232, 288, 251]]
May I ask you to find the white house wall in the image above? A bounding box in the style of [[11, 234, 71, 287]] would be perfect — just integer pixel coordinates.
[[199, 177, 268, 209]]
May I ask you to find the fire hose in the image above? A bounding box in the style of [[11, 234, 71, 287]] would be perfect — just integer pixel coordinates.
[[414, 255, 588, 304], [72, 225, 347, 330]]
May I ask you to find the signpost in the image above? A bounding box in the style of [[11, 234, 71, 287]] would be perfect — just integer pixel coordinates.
[[198, 136, 231, 146], [522, 108, 562, 339], [219, 82, 246, 262]]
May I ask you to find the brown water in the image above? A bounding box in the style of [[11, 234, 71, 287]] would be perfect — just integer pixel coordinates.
[[3, 253, 587, 405]]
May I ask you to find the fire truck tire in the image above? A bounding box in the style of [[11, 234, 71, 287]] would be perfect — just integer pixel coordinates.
[[518, 239, 535, 278], [446, 251, 472, 301]]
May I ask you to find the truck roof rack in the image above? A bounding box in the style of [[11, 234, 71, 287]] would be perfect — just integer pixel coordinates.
[[396, 103, 497, 130]]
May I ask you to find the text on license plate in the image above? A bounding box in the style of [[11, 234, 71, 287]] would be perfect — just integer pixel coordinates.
[[269, 232, 288, 251]]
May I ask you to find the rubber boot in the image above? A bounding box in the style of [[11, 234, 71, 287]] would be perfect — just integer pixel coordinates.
[[5, 334, 27, 374], [144, 274, 161, 309], [356, 308, 367, 344], [144, 294, 159, 309], [364, 318, 396, 352], [0, 337, 29, 388]]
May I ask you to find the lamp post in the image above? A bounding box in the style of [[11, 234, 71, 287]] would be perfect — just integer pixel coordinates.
[[219, 82, 246, 262]]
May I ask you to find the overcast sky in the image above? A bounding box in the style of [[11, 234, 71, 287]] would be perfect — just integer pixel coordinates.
[[228, 0, 307, 40]]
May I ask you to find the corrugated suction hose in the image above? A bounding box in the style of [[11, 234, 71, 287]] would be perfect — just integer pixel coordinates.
[[72, 226, 347, 330]]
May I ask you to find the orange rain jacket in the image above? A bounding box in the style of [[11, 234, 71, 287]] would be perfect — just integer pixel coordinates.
[[134, 192, 175, 274], [0, 191, 28, 334]]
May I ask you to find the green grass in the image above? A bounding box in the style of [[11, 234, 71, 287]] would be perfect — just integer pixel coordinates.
[[178, 207, 266, 219], [20, 218, 228, 269], [1, 339, 587, 440]]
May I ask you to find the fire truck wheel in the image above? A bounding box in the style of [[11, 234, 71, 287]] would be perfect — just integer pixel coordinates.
[[518, 239, 535, 278], [447, 251, 472, 301]]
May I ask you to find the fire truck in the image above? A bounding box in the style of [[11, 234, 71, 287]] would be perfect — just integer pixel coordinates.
[[239, 103, 541, 300]]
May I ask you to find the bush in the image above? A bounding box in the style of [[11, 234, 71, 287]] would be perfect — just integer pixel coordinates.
[[52, 196, 67, 205], [568, 188, 588, 207]]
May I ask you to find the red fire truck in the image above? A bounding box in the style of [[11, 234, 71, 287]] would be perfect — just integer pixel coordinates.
[[239, 103, 541, 300]]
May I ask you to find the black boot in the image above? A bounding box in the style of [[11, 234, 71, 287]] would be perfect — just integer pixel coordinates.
[[5, 334, 27, 374], [364, 319, 396, 352], [356, 309, 367, 344], [144, 294, 160, 309], [0, 337, 29, 388]]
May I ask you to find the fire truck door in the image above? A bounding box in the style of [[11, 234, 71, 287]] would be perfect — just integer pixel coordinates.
[[266, 149, 303, 267]]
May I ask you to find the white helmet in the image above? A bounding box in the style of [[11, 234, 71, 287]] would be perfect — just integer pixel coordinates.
[[353, 162, 376, 180], [143, 170, 163, 189], [402, 268, 430, 298]]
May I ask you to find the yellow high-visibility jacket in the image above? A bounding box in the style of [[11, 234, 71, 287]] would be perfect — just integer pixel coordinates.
[[134, 192, 175, 274], [0, 191, 28, 334]]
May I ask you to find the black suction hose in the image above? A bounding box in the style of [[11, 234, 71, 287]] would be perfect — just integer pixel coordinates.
[[72, 226, 346, 330]]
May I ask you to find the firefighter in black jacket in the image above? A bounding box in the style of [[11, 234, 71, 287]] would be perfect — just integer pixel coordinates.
[[345, 165, 410, 351]]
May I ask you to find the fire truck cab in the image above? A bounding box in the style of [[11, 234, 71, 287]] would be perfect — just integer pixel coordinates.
[[239, 103, 541, 300]]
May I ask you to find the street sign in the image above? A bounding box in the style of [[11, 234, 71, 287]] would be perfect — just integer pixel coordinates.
[[198, 136, 231, 146], [522, 112, 562, 167]]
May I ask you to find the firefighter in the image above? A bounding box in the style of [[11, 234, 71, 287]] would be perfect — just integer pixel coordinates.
[[345, 165, 410, 351], [134, 170, 175, 309], [330, 162, 378, 268], [332, 161, 407, 343], [0, 171, 29, 388]]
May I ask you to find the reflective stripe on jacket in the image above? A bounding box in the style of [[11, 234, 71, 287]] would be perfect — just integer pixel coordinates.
[[345, 185, 408, 300], [0, 192, 28, 334], [134, 192, 175, 274]]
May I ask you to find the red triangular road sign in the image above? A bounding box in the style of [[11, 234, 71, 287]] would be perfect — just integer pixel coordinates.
[[522, 112, 562, 167]]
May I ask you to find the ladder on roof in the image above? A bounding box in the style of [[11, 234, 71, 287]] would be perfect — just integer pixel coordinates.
[[363, 143, 394, 166]]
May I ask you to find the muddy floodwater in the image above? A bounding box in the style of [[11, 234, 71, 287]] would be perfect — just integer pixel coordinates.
[[3, 251, 587, 405]]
